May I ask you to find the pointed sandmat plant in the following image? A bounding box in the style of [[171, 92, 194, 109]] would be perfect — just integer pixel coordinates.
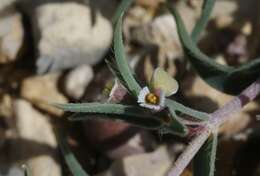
[[54, 0, 260, 176]]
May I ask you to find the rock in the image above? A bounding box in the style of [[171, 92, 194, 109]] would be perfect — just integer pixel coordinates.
[[0, 9, 24, 64], [0, 165, 24, 176], [136, 0, 164, 8], [0, 0, 17, 12], [212, 1, 238, 18], [131, 14, 182, 79], [20, 73, 67, 116], [177, 1, 197, 33], [0, 93, 12, 118], [188, 0, 203, 9], [13, 99, 61, 176], [64, 65, 93, 99], [33, 2, 112, 73], [97, 146, 173, 176], [132, 14, 182, 61], [106, 131, 155, 159], [183, 76, 234, 111], [211, 1, 238, 28], [14, 99, 57, 148]]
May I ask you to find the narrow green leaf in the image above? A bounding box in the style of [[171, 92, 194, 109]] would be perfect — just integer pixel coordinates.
[[193, 132, 218, 176], [54, 102, 162, 129], [165, 106, 188, 136], [226, 58, 260, 94], [69, 113, 162, 130], [57, 131, 89, 176], [191, 0, 216, 42], [167, 4, 233, 90], [166, 99, 209, 121], [112, 0, 134, 24], [114, 14, 142, 97], [167, 3, 260, 95], [53, 103, 151, 118], [105, 59, 129, 89]]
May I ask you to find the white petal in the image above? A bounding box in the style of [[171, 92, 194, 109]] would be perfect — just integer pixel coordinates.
[[140, 103, 161, 111], [138, 87, 150, 103]]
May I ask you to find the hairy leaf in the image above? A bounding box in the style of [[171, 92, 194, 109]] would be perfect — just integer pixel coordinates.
[[57, 131, 89, 176], [168, 3, 260, 95], [114, 15, 142, 97], [69, 113, 162, 130], [54, 102, 162, 130], [193, 132, 218, 176], [105, 59, 129, 89], [112, 0, 134, 24], [166, 106, 188, 136], [53, 103, 150, 117], [166, 99, 209, 121], [191, 0, 216, 42]]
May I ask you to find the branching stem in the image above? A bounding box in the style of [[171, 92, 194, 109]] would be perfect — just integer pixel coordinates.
[[168, 79, 260, 176]]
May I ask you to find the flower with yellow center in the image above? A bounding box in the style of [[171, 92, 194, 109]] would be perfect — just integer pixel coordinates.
[[145, 93, 159, 105], [138, 87, 165, 111], [137, 68, 179, 111]]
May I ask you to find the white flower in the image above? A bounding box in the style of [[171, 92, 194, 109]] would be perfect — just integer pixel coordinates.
[[137, 68, 179, 111], [137, 86, 165, 111]]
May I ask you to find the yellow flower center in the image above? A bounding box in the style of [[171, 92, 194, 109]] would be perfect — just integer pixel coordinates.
[[145, 93, 159, 105]]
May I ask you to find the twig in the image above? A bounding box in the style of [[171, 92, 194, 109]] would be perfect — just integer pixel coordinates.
[[168, 79, 260, 176]]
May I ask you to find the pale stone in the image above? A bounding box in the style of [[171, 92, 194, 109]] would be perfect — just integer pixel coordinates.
[[97, 146, 173, 176], [33, 2, 112, 73], [20, 73, 67, 116], [0, 0, 17, 12], [0, 94, 13, 118], [13, 99, 61, 176], [132, 14, 182, 60], [65, 65, 93, 99], [0, 10, 24, 64]]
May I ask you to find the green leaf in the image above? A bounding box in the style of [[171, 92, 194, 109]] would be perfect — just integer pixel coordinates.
[[164, 98, 209, 136], [69, 113, 162, 130], [53, 102, 162, 130], [57, 131, 89, 176], [167, 4, 233, 90], [165, 106, 188, 136], [53, 103, 150, 117], [114, 15, 142, 97], [105, 59, 129, 89], [165, 99, 209, 121], [225, 58, 260, 94], [112, 0, 134, 24], [191, 0, 216, 42], [193, 132, 218, 176], [168, 3, 260, 95]]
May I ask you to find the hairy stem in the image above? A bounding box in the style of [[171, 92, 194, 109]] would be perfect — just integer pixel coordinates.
[[168, 79, 260, 176]]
